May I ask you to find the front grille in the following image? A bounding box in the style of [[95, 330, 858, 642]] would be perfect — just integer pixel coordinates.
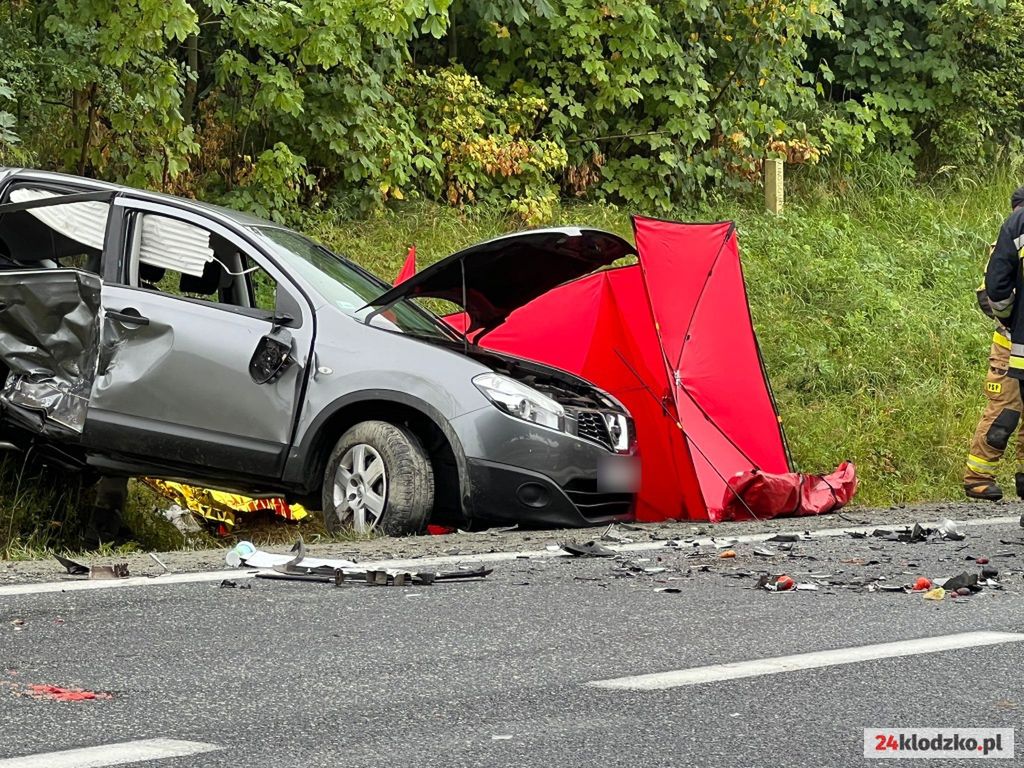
[[563, 478, 633, 519], [575, 410, 613, 451]]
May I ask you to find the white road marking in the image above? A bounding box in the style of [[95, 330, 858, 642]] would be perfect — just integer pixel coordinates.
[[0, 738, 221, 767], [588, 631, 1024, 691], [0, 514, 1018, 598]]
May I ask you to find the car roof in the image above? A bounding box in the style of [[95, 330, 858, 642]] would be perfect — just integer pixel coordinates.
[[1, 168, 278, 230]]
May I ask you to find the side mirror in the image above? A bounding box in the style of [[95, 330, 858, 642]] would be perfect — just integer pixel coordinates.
[[249, 327, 294, 385]]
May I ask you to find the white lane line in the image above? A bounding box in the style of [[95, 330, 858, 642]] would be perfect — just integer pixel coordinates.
[[0, 568, 255, 596], [588, 631, 1024, 691], [0, 514, 1018, 597], [0, 738, 222, 768]]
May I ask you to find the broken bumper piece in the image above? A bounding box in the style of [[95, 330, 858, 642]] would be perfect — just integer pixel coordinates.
[[254, 564, 494, 587]]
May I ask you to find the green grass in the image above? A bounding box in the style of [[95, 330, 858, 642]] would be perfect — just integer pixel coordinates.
[[1, 159, 1017, 554]]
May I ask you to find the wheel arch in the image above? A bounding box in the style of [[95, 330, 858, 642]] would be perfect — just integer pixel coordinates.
[[285, 390, 471, 525]]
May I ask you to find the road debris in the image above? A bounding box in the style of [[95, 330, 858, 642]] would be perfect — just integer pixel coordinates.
[[755, 573, 796, 591], [336, 566, 494, 587], [225, 539, 356, 570], [719, 549, 737, 559], [457, 524, 518, 535], [912, 577, 932, 591], [600, 524, 634, 544], [765, 533, 802, 543], [54, 555, 128, 579], [938, 572, 978, 592], [923, 587, 946, 601], [54, 555, 89, 576], [937, 518, 966, 541], [221, 538, 493, 587], [25, 684, 113, 702], [219, 579, 251, 589], [253, 560, 493, 587], [560, 541, 616, 558]]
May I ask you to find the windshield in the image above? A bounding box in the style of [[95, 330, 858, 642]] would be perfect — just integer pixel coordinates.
[[252, 226, 456, 340]]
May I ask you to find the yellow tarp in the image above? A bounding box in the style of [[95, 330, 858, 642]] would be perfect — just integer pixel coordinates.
[[144, 478, 308, 529]]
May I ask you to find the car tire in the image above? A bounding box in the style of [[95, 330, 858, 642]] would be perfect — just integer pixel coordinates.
[[321, 420, 434, 536]]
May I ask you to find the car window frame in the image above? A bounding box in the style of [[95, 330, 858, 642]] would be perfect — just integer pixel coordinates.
[[0, 179, 119, 276], [111, 197, 307, 328]]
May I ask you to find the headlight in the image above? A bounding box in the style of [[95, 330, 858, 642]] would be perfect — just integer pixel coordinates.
[[473, 373, 565, 431]]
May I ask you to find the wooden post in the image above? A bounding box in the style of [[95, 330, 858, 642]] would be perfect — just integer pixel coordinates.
[[765, 158, 784, 214]]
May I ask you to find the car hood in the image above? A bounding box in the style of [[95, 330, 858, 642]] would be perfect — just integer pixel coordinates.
[[365, 227, 635, 337]]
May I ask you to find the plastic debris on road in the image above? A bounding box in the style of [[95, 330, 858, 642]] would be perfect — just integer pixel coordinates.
[[938, 572, 979, 593], [559, 541, 617, 558], [937, 518, 966, 541], [755, 573, 796, 591], [54, 555, 128, 580], [600, 524, 634, 544], [225, 539, 356, 570], [922, 587, 946, 601], [225, 539, 493, 587]]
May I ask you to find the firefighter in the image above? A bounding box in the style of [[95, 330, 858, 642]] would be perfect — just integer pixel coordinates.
[[966, 187, 1024, 499]]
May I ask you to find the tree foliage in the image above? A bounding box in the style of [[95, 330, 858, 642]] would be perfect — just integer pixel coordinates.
[[1, 0, 1023, 219]]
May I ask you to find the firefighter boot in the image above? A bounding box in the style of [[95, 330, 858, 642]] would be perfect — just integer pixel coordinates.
[[964, 480, 1004, 501]]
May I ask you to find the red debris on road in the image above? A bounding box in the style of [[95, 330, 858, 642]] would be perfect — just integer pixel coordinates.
[[26, 684, 112, 702]]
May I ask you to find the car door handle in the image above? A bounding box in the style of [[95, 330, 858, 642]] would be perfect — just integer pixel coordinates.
[[107, 308, 150, 326]]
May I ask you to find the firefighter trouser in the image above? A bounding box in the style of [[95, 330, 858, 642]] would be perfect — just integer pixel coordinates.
[[965, 334, 1024, 484]]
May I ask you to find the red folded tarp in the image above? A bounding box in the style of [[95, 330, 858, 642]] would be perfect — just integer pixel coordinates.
[[717, 461, 858, 523], [441, 216, 822, 521]]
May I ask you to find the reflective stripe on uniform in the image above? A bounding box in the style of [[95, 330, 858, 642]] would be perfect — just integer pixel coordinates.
[[1010, 355, 1024, 370], [994, 331, 1012, 349], [992, 294, 1016, 312], [967, 454, 999, 476]]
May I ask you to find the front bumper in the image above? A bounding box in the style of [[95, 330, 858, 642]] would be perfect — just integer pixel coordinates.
[[452, 406, 636, 527], [467, 459, 634, 527]]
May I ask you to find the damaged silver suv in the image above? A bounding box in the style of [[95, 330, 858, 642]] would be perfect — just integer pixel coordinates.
[[0, 169, 638, 535]]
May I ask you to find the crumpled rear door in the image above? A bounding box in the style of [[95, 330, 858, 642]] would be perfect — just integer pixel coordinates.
[[0, 269, 101, 436]]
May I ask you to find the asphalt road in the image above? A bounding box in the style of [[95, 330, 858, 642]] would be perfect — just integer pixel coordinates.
[[2, 512, 1024, 767]]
